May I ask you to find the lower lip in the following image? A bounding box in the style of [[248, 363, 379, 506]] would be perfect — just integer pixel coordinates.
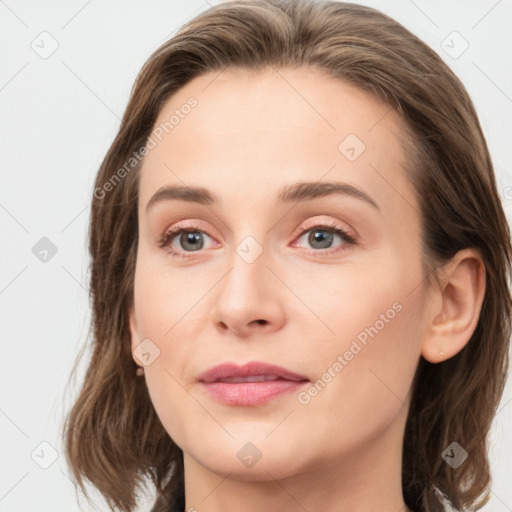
[[200, 380, 308, 406]]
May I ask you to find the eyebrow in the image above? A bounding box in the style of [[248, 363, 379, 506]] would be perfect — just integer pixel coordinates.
[[145, 181, 379, 212]]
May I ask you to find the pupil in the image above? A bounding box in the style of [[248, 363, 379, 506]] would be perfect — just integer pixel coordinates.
[[181, 232, 204, 251], [309, 229, 333, 249]]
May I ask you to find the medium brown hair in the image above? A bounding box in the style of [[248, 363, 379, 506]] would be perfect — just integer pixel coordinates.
[[63, 1, 512, 511]]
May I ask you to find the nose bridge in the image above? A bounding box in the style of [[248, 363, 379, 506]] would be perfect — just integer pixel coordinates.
[[224, 216, 272, 292], [221, 235, 270, 308], [211, 232, 285, 335]]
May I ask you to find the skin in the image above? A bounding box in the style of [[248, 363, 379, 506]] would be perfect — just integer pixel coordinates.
[[128, 66, 485, 512]]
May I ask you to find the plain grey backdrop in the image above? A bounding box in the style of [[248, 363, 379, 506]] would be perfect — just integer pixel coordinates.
[[1, 0, 511, 510]]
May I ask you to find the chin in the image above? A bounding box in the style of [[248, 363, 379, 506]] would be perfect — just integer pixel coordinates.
[[186, 431, 320, 481], [199, 447, 305, 481]]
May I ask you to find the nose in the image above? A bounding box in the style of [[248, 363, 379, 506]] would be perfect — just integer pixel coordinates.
[[210, 244, 285, 337]]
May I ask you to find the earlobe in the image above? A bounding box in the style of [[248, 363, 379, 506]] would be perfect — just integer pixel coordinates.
[[421, 249, 486, 363]]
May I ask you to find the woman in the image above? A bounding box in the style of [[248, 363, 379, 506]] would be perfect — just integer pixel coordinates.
[[63, 1, 512, 511]]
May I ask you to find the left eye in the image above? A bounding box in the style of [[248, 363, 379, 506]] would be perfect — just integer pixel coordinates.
[[293, 223, 356, 252]]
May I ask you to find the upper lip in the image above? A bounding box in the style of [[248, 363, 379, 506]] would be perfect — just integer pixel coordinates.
[[197, 361, 309, 384]]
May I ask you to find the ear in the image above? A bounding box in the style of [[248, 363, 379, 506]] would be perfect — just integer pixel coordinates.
[[128, 305, 141, 364], [421, 248, 486, 363]]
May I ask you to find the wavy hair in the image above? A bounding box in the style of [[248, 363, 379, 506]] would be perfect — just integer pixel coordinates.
[[63, 1, 512, 511]]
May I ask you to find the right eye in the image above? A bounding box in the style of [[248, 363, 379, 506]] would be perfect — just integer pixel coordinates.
[[159, 226, 217, 258]]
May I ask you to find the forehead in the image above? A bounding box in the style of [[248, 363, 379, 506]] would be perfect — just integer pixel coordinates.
[[138, 66, 416, 216]]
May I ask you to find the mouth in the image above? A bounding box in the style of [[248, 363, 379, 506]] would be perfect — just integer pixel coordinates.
[[216, 375, 286, 383], [197, 361, 309, 406]]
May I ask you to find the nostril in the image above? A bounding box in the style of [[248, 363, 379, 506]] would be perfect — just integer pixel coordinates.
[[256, 319, 268, 325]]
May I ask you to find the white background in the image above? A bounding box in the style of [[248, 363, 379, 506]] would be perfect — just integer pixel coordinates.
[[1, 0, 511, 511]]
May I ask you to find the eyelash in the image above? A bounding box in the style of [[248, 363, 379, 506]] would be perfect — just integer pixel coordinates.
[[158, 221, 357, 259]]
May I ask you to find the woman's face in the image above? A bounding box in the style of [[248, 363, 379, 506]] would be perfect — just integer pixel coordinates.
[[129, 66, 430, 481]]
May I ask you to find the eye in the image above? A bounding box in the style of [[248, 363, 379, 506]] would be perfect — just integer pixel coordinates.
[[158, 227, 216, 258], [158, 220, 357, 259], [292, 221, 356, 255]]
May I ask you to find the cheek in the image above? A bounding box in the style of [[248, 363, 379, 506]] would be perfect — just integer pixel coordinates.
[[131, 259, 214, 439], [294, 259, 426, 444], [294, 245, 420, 378], [132, 253, 212, 342]]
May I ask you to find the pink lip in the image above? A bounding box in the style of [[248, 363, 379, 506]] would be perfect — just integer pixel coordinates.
[[197, 361, 309, 406]]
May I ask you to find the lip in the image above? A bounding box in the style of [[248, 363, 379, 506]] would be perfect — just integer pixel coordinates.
[[197, 361, 309, 406]]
